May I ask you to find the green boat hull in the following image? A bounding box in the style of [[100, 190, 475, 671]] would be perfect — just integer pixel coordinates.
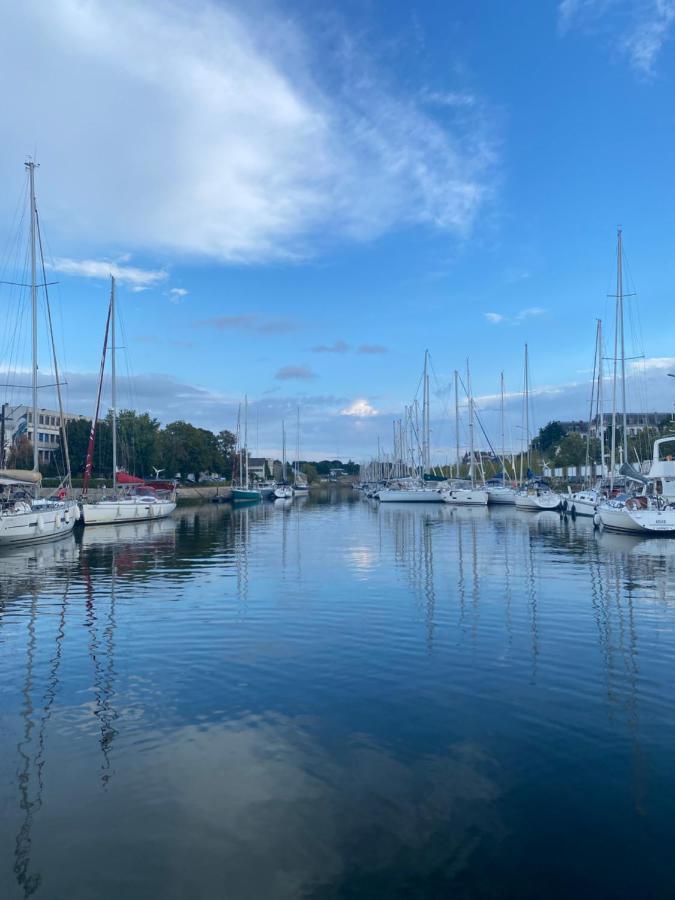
[[232, 488, 262, 503]]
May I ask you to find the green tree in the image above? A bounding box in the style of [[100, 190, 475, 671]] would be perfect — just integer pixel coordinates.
[[300, 462, 319, 483], [534, 421, 567, 454], [217, 429, 237, 478], [556, 433, 587, 467], [159, 421, 221, 480], [65, 418, 93, 475]]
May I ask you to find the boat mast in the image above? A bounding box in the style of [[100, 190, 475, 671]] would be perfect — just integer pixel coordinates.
[[467, 360, 475, 489], [244, 395, 249, 489], [586, 320, 601, 483], [500, 371, 505, 479], [111, 276, 117, 492], [454, 370, 460, 479], [525, 344, 530, 476], [27, 161, 39, 472], [598, 319, 605, 478], [618, 229, 628, 467], [422, 350, 430, 475]]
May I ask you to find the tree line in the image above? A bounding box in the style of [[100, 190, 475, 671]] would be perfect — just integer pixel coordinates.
[[7, 408, 360, 483]]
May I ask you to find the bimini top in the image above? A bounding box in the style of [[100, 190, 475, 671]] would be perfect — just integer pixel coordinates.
[[0, 468, 42, 486]]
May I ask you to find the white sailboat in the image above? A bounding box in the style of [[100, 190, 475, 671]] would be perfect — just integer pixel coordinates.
[[377, 351, 444, 503], [0, 162, 79, 547], [80, 277, 177, 525], [567, 320, 606, 516], [515, 344, 562, 512], [292, 407, 309, 495], [443, 363, 488, 506], [596, 229, 656, 533], [274, 421, 293, 499], [487, 371, 517, 505]]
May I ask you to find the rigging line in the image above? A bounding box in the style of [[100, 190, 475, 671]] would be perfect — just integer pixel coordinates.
[[36, 207, 71, 485]]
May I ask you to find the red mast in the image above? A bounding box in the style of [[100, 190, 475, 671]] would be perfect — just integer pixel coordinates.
[[82, 299, 112, 495]]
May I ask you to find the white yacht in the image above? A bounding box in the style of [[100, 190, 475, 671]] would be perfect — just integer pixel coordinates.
[[565, 488, 602, 517], [377, 481, 444, 503], [515, 483, 562, 511], [0, 162, 79, 546], [597, 437, 675, 534], [486, 483, 517, 505], [442, 484, 489, 506]]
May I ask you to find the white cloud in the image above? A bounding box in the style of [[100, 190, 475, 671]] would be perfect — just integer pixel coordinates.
[[0, 0, 497, 264], [559, 0, 675, 76], [340, 398, 378, 417], [170, 287, 189, 297], [484, 308, 545, 325], [515, 306, 546, 320], [51, 257, 167, 288]]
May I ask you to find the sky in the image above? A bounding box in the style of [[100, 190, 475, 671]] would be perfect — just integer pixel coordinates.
[[1, 0, 675, 462]]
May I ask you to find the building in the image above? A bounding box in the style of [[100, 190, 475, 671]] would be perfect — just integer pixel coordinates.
[[0, 404, 88, 466], [560, 413, 673, 440], [247, 457, 270, 480]]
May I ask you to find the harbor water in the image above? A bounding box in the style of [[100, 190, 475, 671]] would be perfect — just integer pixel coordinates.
[[2, 491, 675, 898]]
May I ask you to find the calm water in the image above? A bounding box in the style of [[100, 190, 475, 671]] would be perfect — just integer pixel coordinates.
[[2, 491, 675, 899]]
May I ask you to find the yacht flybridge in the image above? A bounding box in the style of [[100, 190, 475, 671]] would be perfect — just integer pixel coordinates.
[[79, 277, 177, 525], [0, 162, 79, 546]]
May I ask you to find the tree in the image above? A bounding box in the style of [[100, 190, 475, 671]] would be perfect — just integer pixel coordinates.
[[556, 433, 587, 467], [217, 429, 237, 478], [65, 418, 93, 475], [7, 435, 33, 469], [534, 421, 567, 454], [159, 421, 222, 479], [300, 463, 319, 483], [117, 410, 161, 476]]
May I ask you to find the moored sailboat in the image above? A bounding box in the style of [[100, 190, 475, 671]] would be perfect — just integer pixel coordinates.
[[0, 162, 79, 546], [80, 277, 177, 525]]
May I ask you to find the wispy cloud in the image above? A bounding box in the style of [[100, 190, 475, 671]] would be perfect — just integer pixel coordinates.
[[51, 257, 167, 288], [196, 315, 296, 334], [559, 0, 675, 76], [340, 398, 379, 417], [357, 344, 389, 354], [170, 287, 189, 297], [274, 365, 317, 381], [0, 0, 498, 264], [484, 308, 546, 325], [310, 340, 351, 353]]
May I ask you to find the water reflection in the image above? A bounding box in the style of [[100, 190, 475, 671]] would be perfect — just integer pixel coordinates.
[[1, 500, 675, 897]]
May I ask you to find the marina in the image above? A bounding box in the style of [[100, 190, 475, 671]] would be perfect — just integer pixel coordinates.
[[3, 493, 675, 897]]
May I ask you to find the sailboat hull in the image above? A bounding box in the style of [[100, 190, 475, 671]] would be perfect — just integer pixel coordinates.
[[442, 489, 489, 506], [377, 489, 444, 503], [0, 501, 78, 546], [81, 498, 176, 525], [232, 489, 262, 503]]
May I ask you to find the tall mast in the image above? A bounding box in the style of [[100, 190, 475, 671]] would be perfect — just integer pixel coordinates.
[[27, 161, 39, 472], [422, 350, 430, 474], [500, 371, 505, 478], [525, 343, 530, 475], [244, 395, 249, 489], [467, 359, 475, 488], [296, 406, 300, 484], [282, 420, 286, 481], [598, 319, 605, 478], [618, 229, 628, 466], [454, 370, 460, 479], [586, 320, 601, 482], [111, 276, 117, 491]]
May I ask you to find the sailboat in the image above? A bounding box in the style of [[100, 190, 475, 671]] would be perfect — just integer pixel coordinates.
[[377, 351, 444, 502], [274, 421, 293, 499], [442, 363, 488, 506], [0, 162, 80, 546], [486, 372, 517, 504], [80, 277, 177, 525], [232, 396, 262, 503], [567, 320, 606, 516], [597, 230, 675, 533], [292, 407, 309, 495], [514, 344, 562, 511]]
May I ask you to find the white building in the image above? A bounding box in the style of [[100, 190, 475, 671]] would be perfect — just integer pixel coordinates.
[[0, 404, 88, 466]]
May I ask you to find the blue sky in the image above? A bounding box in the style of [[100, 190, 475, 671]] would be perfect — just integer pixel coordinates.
[[1, 0, 675, 460]]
